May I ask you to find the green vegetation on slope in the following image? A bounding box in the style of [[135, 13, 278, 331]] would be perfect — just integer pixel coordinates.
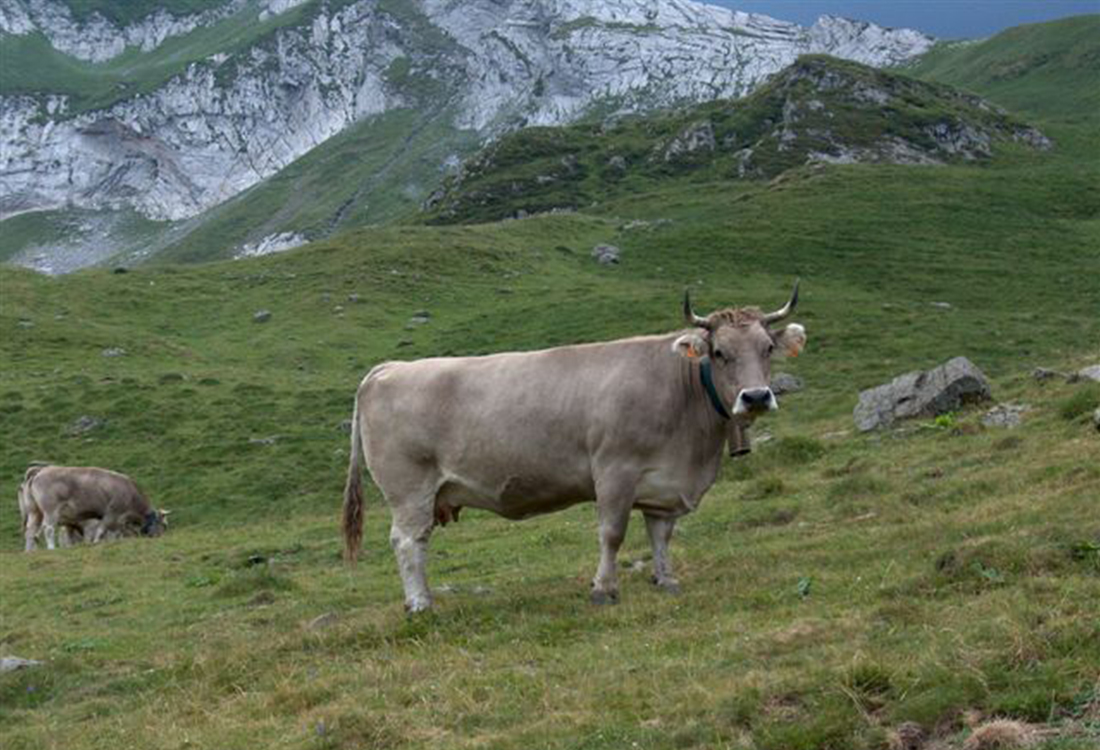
[[424, 55, 1052, 225], [152, 107, 478, 264], [2, 142, 1098, 746], [906, 14, 1100, 120]]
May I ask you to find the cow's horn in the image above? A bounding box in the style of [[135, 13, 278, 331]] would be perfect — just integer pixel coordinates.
[[764, 279, 800, 324], [683, 289, 712, 329]]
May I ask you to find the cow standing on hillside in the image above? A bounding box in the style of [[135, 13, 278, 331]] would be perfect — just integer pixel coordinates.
[[19, 465, 168, 552], [343, 284, 806, 612]]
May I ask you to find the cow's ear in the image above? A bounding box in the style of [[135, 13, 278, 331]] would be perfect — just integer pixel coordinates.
[[773, 324, 806, 358], [672, 333, 708, 360]]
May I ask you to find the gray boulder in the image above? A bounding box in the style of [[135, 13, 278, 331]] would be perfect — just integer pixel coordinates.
[[1077, 364, 1100, 383], [591, 244, 621, 265], [771, 373, 803, 395], [854, 356, 992, 432]]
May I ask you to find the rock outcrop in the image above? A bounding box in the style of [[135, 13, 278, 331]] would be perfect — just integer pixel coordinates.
[[854, 356, 992, 431]]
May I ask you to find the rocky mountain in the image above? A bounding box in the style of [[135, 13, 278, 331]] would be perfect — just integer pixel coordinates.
[[423, 55, 1053, 224], [1, 0, 934, 268]]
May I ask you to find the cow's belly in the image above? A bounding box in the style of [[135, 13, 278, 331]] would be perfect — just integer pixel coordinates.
[[437, 471, 595, 521]]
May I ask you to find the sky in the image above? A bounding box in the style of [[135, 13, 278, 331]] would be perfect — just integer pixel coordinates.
[[707, 1, 1099, 39]]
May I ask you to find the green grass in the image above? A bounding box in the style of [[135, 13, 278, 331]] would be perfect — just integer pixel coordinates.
[[906, 15, 1100, 120], [1, 175, 1098, 747]]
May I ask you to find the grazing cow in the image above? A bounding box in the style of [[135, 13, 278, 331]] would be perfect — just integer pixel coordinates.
[[20, 465, 167, 551], [343, 284, 806, 611]]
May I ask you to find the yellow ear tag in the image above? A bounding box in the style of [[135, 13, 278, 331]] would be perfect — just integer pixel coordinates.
[[787, 346, 800, 358], [686, 344, 701, 359]]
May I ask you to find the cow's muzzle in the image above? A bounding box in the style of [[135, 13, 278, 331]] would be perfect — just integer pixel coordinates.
[[733, 388, 778, 415]]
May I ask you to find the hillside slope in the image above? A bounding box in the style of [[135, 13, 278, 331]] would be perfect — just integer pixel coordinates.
[[424, 55, 1053, 225], [905, 14, 1100, 120]]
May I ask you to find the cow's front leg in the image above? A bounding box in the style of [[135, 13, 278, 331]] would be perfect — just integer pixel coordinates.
[[389, 505, 435, 614], [591, 478, 635, 605], [644, 513, 681, 594], [58, 525, 76, 547]]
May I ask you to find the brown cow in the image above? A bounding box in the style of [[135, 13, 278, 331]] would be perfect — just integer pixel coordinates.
[[20, 465, 167, 551], [343, 284, 806, 612]]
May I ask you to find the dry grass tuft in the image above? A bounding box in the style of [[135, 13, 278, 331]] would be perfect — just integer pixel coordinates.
[[962, 720, 1038, 750]]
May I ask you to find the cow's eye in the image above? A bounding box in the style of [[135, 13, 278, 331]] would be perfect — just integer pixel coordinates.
[[714, 349, 725, 361], [767, 343, 776, 355]]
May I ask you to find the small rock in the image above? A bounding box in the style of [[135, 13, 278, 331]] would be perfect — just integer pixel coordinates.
[[930, 301, 953, 310], [347, 293, 360, 303], [17, 319, 33, 328], [1031, 367, 1065, 382], [408, 315, 430, 325], [253, 310, 272, 323], [67, 415, 105, 435], [1, 656, 42, 673], [333, 305, 345, 314], [889, 721, 926, 750], [981, 403, 1030, 429], [412, 310, 431, 319], [101, 347, 126, 357], [771, 373, 803, 394], [246, 554, 267, 567], [1077, 364, 1100, 383], [307, 612, 338, 630], [591, 244, 620, 265], [338, 419, 352, 433], [608, 155, 627, 171], [248, 435, 279, 446]]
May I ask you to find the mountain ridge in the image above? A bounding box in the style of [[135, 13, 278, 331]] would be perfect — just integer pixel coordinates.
[[1, 0, 933, 268]]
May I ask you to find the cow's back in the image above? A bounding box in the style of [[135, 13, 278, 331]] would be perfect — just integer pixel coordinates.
[[29, 466, 149, 522]]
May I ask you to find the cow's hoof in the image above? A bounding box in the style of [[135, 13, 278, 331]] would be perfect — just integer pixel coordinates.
[[652, 578, 682, 595], [404, 598, 432, 615], [590, 589, 620, 606]]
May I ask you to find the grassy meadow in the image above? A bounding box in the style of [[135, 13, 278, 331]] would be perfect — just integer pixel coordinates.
[[2, 17, 1100, 750]]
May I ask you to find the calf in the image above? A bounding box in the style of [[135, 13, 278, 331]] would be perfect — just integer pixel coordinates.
[[20, 465, 167, 551]]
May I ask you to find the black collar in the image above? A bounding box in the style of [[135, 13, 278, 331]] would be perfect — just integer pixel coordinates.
[[699, 359, 731, 420]]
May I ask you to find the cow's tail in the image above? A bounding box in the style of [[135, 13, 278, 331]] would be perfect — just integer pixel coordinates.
[[342, 394, 365, 564]]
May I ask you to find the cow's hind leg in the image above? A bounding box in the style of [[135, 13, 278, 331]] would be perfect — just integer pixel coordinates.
[[644, 513, 680, 594], [24, 509, 42, 552], [387, 490, 438, 614], [591, 474, 636, 605]]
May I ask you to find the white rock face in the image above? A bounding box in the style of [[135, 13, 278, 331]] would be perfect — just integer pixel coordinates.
[[1, 0, 934, 225], [234, 232, 307, 259]]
